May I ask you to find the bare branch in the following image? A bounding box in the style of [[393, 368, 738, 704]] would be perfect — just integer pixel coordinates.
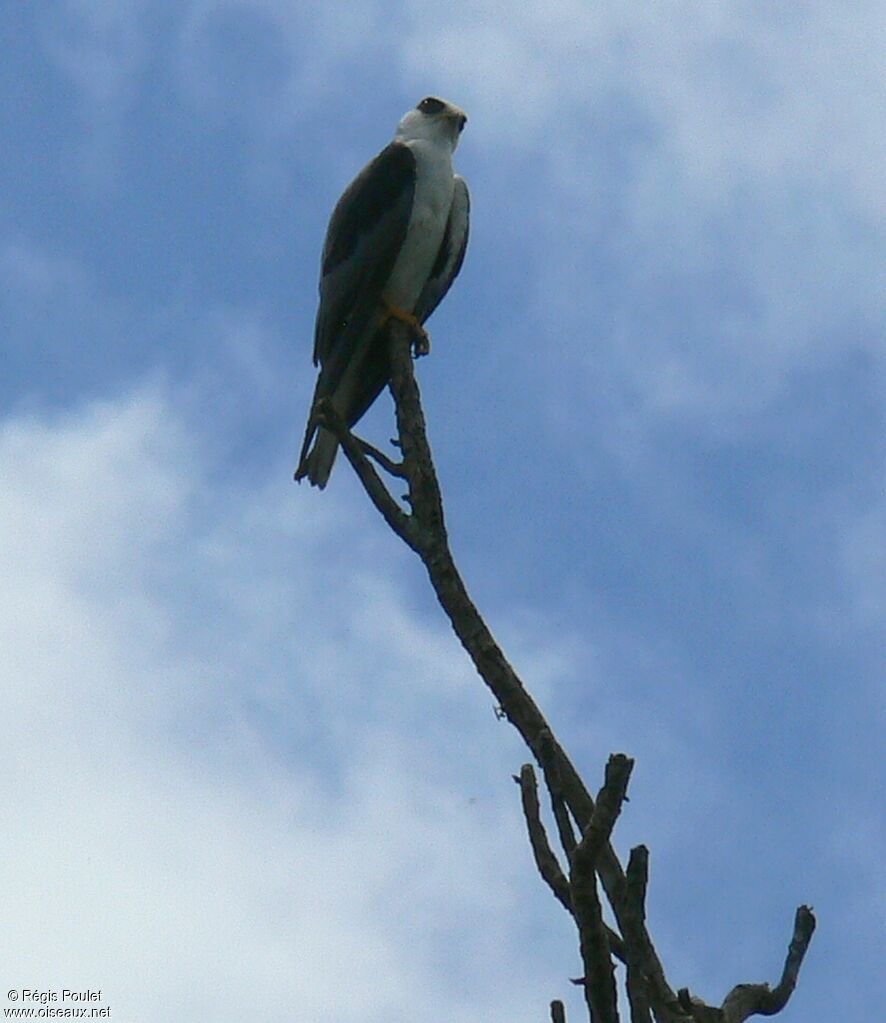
[[624, 847, 653, 1023], [386, 323, 446, 542], [625, 847, 648, 920], [380, 328, 688, 1015], [537, 729, 578, 858], [316, 399, 420, 551], [515, 762, 632, 971], [763, 905, 816, 1014], [569, 869, 614, 1023], [327, 322, 815, 1022], [721, 904, 817, 1022], [678, 907, 816, 1022], [574, 755, 634, 865], [551, 1000, 567, 1023], [356, 437, 407, 477], [677, 991, 720, 1023], [569, 756, 634, 1023], [514, 763, 627, 968], [516, 764, 573, 915]]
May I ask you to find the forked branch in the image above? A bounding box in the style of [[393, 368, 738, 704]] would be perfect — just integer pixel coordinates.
[[321, 322, 815, 1021]]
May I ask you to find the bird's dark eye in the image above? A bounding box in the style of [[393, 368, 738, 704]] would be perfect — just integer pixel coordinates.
[[418, 96, 445, 115]]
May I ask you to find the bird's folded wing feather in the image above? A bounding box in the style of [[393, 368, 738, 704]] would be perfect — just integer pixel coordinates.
[[413, 174, 470, 325], [312, 142, 416, 400]]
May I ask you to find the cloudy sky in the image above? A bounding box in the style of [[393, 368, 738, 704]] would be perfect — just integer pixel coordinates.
[[2, 2, 883, 1020]]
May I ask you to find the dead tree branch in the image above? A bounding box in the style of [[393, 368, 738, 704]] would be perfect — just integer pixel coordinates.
[[677, 906, 816, 1023], [516, 764, 573, 915], [319, 321, 816, 1021], [624, 846, 653, 1023], [515, 762, 629, 970], [569, 755, 634, 1023]]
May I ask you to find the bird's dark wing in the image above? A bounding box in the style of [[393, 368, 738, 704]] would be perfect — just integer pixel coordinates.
[[413, 174, 470, 325], [339, 176, 470, 433], [336, 339, 391, 430], [312, 142, 416, 400], [342, 175, 470, 431]]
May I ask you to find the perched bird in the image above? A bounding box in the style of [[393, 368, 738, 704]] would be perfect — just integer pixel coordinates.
[[295, 96, 470, 488]]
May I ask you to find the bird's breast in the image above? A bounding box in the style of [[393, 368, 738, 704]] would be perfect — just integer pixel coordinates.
[[383, 142, 455, 311]]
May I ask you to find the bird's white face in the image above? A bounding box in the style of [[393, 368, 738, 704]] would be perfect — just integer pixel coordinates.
[[396, 96, 468, 152]]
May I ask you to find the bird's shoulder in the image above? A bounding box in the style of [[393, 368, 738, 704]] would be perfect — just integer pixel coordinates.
[[321, 142, 416, 277]]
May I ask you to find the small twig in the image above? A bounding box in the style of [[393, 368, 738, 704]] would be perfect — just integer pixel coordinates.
[[551, 999, 567, 1023], [316, 401, 420, 551], [356, 437, 407, 477], [515, 764, 572, 915]]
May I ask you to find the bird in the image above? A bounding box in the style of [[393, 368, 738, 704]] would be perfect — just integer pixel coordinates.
[[295, 95, 470, 488]]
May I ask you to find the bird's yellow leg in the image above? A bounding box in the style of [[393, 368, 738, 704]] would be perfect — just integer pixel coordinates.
[[381, 299, 431, 356]]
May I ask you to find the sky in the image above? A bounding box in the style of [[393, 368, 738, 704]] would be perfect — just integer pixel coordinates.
[[1, 2, 884, 1021]]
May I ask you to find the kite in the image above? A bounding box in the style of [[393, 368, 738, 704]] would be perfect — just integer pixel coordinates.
[[295, 96, 469, 488]]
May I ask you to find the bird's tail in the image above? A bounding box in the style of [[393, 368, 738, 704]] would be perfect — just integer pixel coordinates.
[[294, 426, 339, 489]]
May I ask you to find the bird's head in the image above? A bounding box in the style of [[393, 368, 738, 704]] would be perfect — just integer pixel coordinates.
[[396, 96, 467, 152]]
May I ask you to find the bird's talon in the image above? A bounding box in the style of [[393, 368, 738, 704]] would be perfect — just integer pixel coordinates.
[[382, 300, 431, 355]]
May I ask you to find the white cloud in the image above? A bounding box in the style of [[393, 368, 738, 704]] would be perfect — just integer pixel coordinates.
[[400, 2, 884, 209], [0, 387, 594, 1021], [1, 379, 784, 1021], [40, 1, 886, 206], [390, 3, 886, 435]]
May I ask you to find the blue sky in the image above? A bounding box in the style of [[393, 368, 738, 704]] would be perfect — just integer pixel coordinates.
[[1, 2, 883, 1021]]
